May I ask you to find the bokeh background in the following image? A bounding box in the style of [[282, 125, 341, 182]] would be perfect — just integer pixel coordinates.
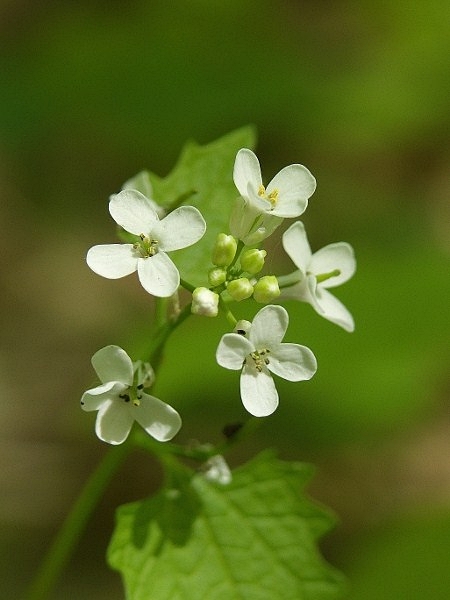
[[1, 1, 449, 598]]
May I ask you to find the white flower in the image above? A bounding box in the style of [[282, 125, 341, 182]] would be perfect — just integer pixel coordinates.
[[216, 305, 317, 417], [86, 189, 206, 297], [281, 221, 356, 332], [81, 345, 182, 445], [233, 148, 316, 219]]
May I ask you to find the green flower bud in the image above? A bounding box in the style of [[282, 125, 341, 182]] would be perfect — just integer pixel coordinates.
[[212, 233, 237, 267], [208, 267, 227, 287], [191, 287, 219, 317], [240, 248, 267, 274], [227, 278, 254, 302], [253, 275, 280, 303]]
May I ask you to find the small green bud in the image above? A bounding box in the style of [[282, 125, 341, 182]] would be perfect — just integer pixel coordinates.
[[227, 278, 254, 302], [253, 275, 280, 303], [212, 233, 237, 267], [191, 287, 219, 317], [240, 248, 267, 274], [208, 267, 227, 287]]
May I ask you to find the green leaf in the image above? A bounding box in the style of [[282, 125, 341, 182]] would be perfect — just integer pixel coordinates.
[[147, 126, 256, 287], [107, 452, 346, 600]]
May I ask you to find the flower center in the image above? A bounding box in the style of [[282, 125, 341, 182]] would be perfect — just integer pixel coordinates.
[[247, 348, 271, 372], [258, 184, 279, 207], [119, 383, 143, 407], [133, 234, 159, 258]]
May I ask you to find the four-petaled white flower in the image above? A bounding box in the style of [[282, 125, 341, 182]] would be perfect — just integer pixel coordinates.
[[81, 345, 182, 445], [216, 305, 317, 417], [233, 148, 316, 219], [281, 221, 356, 332], [86, 189, 206, 297]]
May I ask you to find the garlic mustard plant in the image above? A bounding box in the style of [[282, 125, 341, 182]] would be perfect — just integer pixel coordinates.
[[29, 130, 355, 600]]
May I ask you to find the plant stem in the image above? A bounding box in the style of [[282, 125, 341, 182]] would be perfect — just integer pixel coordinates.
[[146, 301, 192, 371], [24, 443, 131, 600], [219, 296, 237, 327], [276, 271, 302, 289]]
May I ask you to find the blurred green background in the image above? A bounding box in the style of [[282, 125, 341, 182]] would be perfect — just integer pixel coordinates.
[[1, 1, 449, 598]]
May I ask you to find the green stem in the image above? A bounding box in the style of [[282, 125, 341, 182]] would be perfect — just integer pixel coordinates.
[[24, 443, 131, 600], [146, 301, 193, 370], [155, 297, 168, 329], [180, 278, 196, 293], [216, 417, 262, 455], [277, 270, 302, 289], [228, 239, 245, 270], [218, 296, 237, 327]]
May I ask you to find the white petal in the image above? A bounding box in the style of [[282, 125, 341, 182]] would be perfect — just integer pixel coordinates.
[[282, 222, 312, 273], [95, 399, 134, 445], [134, 393, 182, 441], [91, 345, 134, 385], [109, 190, 160, 235], [278, 275, 307, 301], [152, 206, 206, 251], [268, 343, 317, 381], [216, 333, 254, 370], [240, 363, 279, 416], [279, 273, 322, 316], [268, 164, 316, 218], [86, 244, 138, 279], [137, 252, 179, 297], [233, 148, 262, 198], [314, 287, 355, 332], [250, 305, 288, 348], [304, 273, 325, 313], [310, 242, 356, 288], [81, 381, 124, 412]]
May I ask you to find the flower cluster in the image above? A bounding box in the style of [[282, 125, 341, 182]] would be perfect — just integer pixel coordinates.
[[82, 145, 355, 446]]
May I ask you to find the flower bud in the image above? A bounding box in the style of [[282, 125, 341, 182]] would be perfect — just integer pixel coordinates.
[[253, 275, 280, 303], [212, 233, 237, 267], [233, 319, 252, 336], [227, 278, 254, 302], [191, 287, 219, 317], [203, 454, 232, 485], [240, 248, 267, 274], [208, 266, 227, 287]]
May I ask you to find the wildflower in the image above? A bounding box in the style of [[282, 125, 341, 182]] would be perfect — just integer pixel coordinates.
[[233, 148, 316, 218], [281, 221, 356, 332], [216, 305, 317, 416], [81, 345, 181, 444], [86, 189, 206, 297]]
